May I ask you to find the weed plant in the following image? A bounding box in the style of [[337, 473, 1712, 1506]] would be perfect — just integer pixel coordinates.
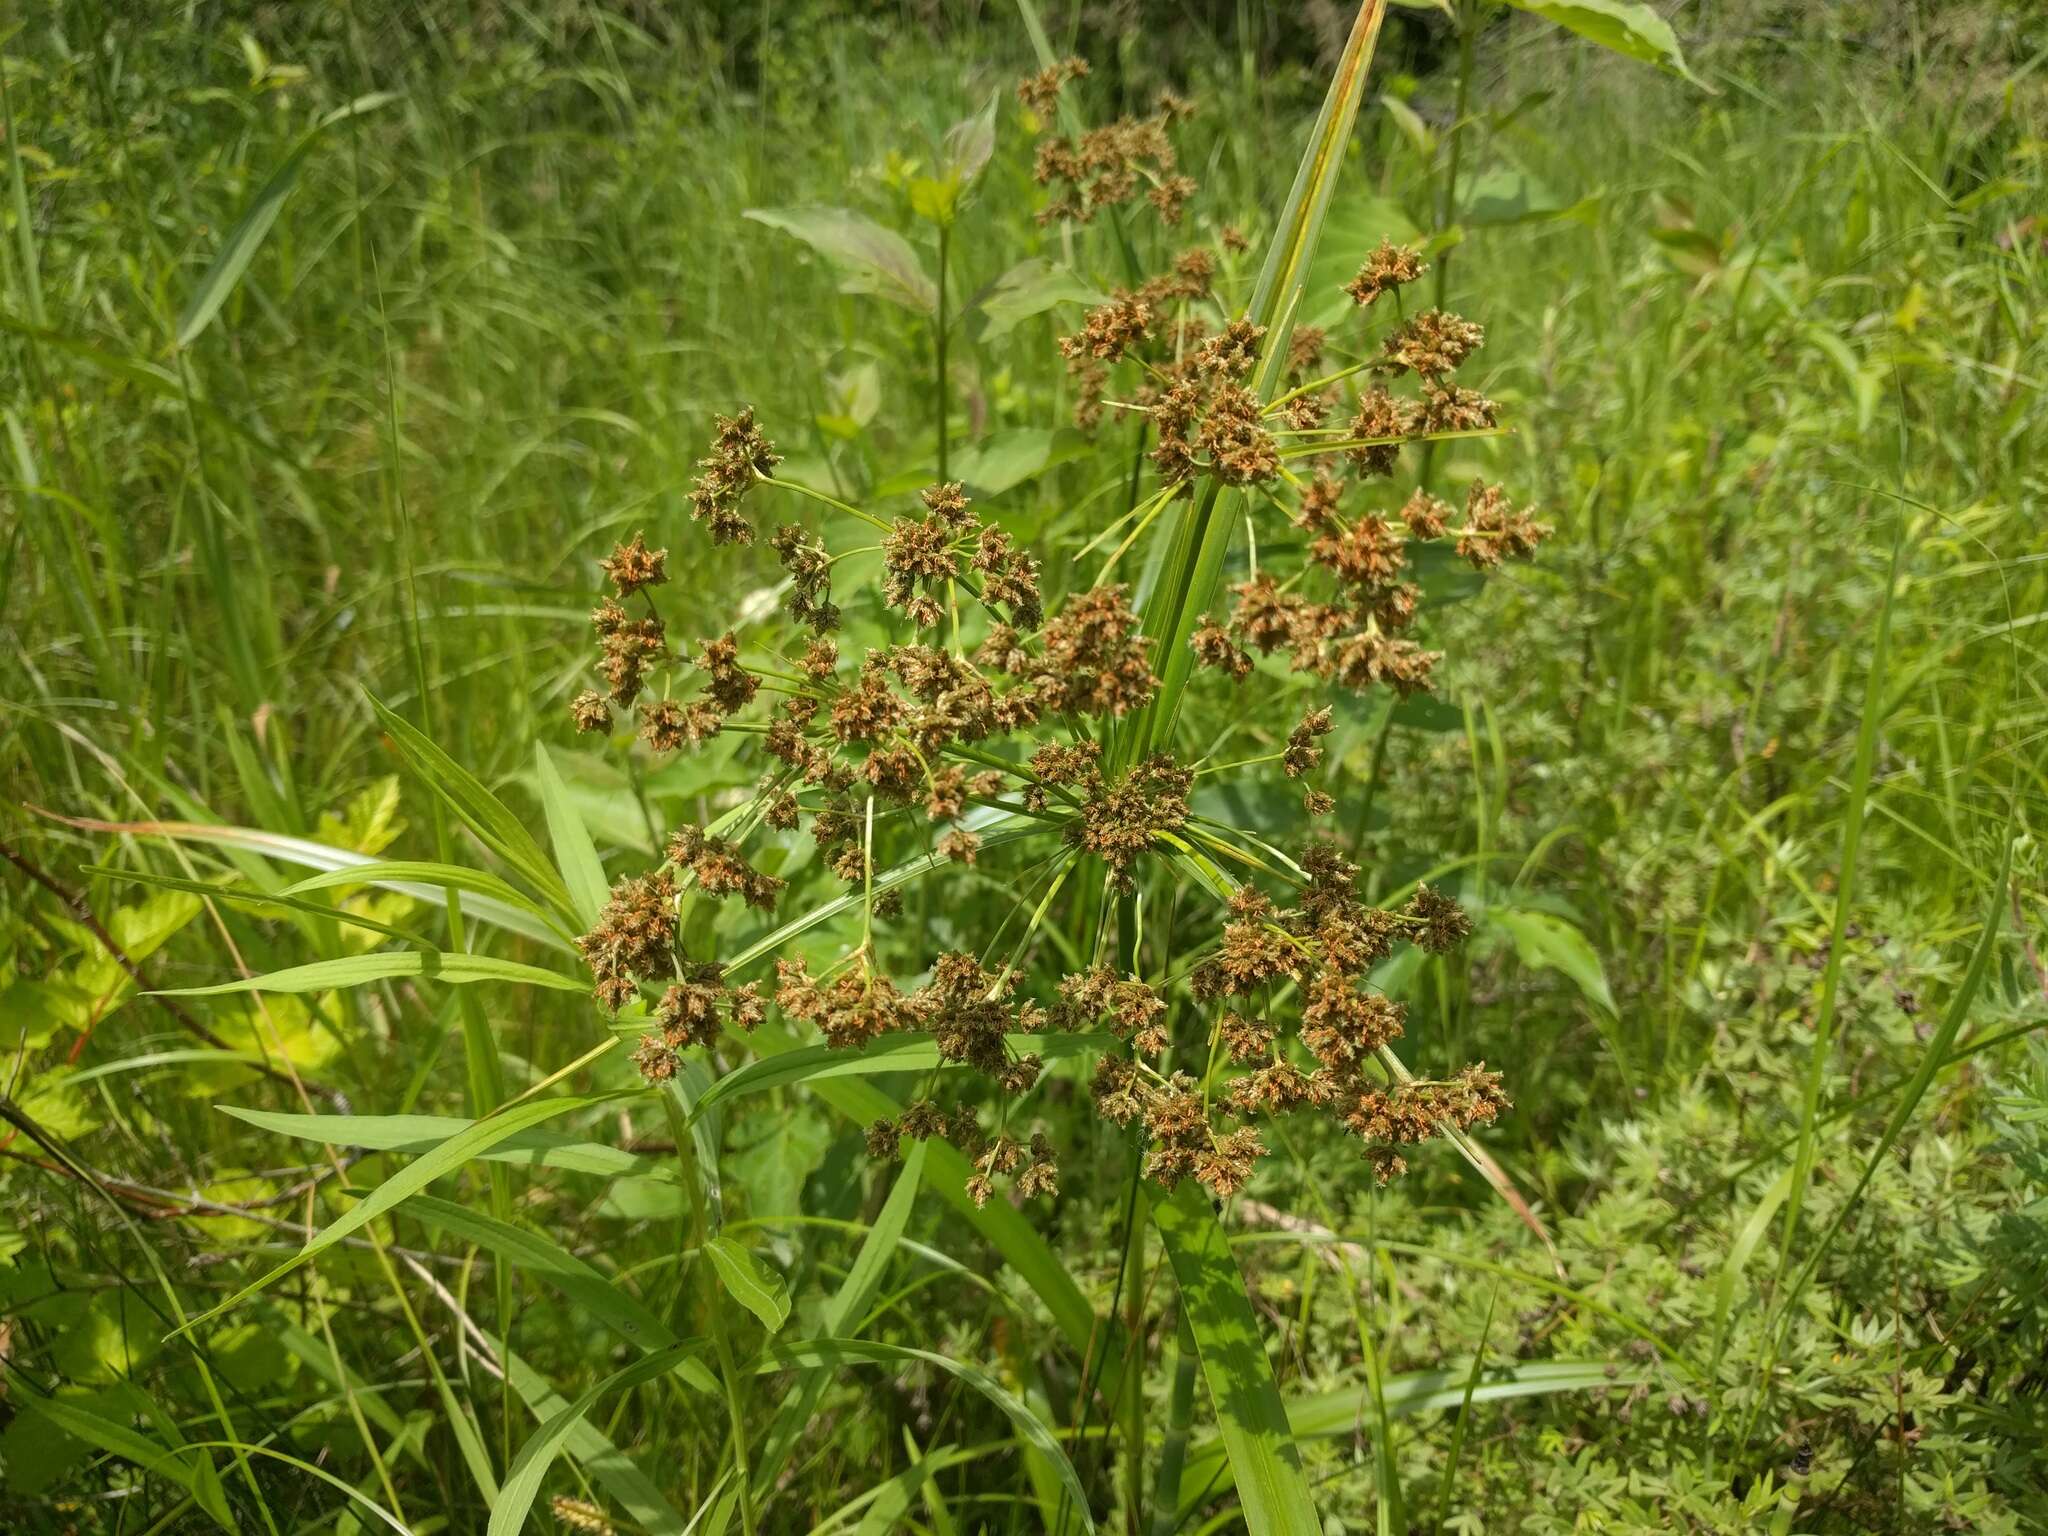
[[1, 2, 2043, 1532]]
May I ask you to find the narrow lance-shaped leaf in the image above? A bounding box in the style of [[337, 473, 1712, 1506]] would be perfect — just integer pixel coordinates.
[[175, 1092, 633, 1335], [177, 92, 401, 347], [1152, 1183, 1321, 1534], [369, 693, 576, 921], [490, 1342, 709, 1536], [152, 948, 584, 998]]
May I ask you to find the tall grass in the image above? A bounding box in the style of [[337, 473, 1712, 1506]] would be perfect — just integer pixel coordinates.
[[3, 2, 2044, 1531]]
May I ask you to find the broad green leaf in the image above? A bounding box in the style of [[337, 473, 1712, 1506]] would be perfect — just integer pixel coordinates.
[[535, 744, 608, 929], [1152, 1183, 1320, 1535], [744, 207, 936, 314], [18, 1395, 233, 1530], [1501, 0, 1707, 88], [704, 1236, 791, 1332], [177, 92, 400, 346], [1484, 907, 1617, 1015], [219, 1105, 670, 1182], [970, 257, 1107, 339], [490, 1342, 709, 1536], [759, 1339, 1092, 1530], [178, 1093, 630, 1333], [368, 694, 575, 921], [1453, 166, 1575, 226], [153, 948, 583, 997], [950, 427, 1088, 496]]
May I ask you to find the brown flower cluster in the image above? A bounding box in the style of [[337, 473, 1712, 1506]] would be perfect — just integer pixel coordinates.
[[868, 1102, 1060, 1208], [1344, 239, 1427, 308], [881, 483, 1042, 631], [689, 406, 780, 544], [1060, 752, 1194, 894], [1025, 67, 1197, 228], [631, 962, 766, 1082]]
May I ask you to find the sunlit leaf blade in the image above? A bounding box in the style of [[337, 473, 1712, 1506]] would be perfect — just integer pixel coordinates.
[[684, 1029, 1111, 1120], [178, 1092, 630, 1334], [369, 693, 575, 921], [490, 1342, 709, 1536], [1153, 1183, 1320, 1534], [759, 1338, 1093, 1531], [152, 948, 583, 997], [1177, 1360, 1644, 1514], [220, 1105, 670, 1181], [535, 743, 609, 930], [1501, 0, 1709, 89], [43, 816, 572, 949], [743, 207, 937, 314]]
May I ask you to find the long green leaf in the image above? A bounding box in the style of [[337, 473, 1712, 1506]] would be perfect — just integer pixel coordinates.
[[501, 1345, 691, 1536], [177, 92, 400, 347], [153, 948, 583, 997], [686, 1029, 1111, 1120], [220, 1105, 671, 1181], [177, 1092, 629, 1334], [759, 1339, 1093, 1531], [405, 1195, 689, 1355], [490, 1342, 709, 1536], [1152, 1183, 1319, 1534], [368, 693, 575, 920], [18, 1395, 234, 1531], [54, 818, 570, 949], [535, 743, 608, 929]]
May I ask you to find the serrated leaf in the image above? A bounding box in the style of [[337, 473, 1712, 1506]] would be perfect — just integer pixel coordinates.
[[704, 1236, 791, 1332], [744, 206, 936, 314], [1502, 0, 1707, 88]]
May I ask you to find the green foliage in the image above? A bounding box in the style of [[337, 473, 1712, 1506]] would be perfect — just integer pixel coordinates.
[[2, 1, 2043, 1532]]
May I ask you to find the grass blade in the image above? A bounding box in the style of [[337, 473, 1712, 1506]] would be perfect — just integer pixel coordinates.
[[175, 1092, 634, 1336], [535, 743, 608, 930], [152, 948, 584, 997], [369, 693, 575, 921], [1152, 1182, 1320, 1534], [490, 1342, 709, 1536]]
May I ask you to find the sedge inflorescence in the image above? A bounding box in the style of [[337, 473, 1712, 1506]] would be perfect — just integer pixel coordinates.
[[563, 63, 1548, 1208]]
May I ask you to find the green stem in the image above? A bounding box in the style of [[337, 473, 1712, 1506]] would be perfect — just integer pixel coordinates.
[[936, 222, 950, 482]]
